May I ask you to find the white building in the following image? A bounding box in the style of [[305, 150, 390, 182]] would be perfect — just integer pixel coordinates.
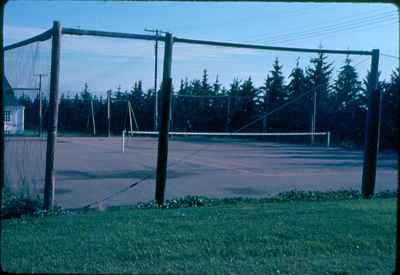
[[3, 77, 25, 135]]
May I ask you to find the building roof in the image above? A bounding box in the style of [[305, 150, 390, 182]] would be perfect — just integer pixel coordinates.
[[3, 76, 22, 107]]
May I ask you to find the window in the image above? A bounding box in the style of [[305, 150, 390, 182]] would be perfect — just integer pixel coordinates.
[[4, 111, 11, 122]]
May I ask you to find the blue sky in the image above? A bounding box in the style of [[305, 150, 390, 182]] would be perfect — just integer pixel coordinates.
[[4, 1, 399, 97]]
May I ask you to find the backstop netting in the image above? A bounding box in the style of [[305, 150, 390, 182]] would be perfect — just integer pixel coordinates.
[[126, 39, 397, 203], [54, 32, 162, 208], [4, 36, 52, 199], [5, 26, 396, 210]]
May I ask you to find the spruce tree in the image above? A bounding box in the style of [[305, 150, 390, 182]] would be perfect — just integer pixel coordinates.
[[332, 55, 362, 112], [201, 69, 211, 95], [263, 58, 287, 131], [381, 67, 399, 148], [212, 74, 221, 95], [80, 82, 91, 101], [306, 51, 333, 98], [331, 56, 363, 145], [305, 50, 334, 132], [239, 77, 259, 131], [265, 58, 286, 109], [287, 59, 307, 98], [286, 59, 308, 131]]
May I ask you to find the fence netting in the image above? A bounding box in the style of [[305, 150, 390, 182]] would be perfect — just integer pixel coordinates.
[[5, 29, 397, 209], [55, 34, 161, 208], [4, 37, 52, 199], [151, 41, 393, 202]]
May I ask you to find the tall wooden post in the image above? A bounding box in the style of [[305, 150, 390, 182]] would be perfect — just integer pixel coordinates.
[[34, 73, 47, 137], [107, 90, 111, 137], [39, 79, 42, 137], [311, 89, 317, 145], [129, 100, 139, 131], [44, 21, 61, 210], [170, 94, 174, 132], [361, 49, 380, 198], [155, 32, 173, 205], [90, 98, 96, 136], [395, 59, 400, 272], [154, 31, 159, 131], [0, 1, 7, 215], [127, 101, 133, 133]]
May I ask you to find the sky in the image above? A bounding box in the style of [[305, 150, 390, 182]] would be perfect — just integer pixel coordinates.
[[3, 1, 399, 97]]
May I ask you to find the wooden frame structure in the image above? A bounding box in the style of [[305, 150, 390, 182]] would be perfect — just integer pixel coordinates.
[[3, 22, 381, 208]]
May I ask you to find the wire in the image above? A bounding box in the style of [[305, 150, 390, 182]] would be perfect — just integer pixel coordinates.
[[381, 53, 400, 60], [82, 177, 151, 209], [243, 10, 397, 44], [242, 9, 394, 42], [169, 5, 323, 34], [265, 18, 397, 46]]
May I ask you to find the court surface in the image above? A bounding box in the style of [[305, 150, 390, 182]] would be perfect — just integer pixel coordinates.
[[50, 136, 398, 209]]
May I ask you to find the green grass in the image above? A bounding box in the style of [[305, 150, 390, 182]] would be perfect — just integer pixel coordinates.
[[1, 198, 396, 274]]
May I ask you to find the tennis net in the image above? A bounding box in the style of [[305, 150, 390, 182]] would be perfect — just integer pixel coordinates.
[[122, 130, 331, 152]]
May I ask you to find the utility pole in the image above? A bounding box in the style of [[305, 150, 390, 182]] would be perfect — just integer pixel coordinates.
[[144, 28, 166, 131], [33, 73, 48, 137]]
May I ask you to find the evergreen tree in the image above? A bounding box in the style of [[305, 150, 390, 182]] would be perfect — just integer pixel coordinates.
[[331, 56, 363, 145], [265, 58, 286, 108], [305, 50, 334, 131], [332, 55, 362, 112], [114, 85, 124, 100], [228, 78, 241, 96], [201, 69, 212, 95], [212, 75, 221, 95], [306, 51, 333, 98], [381, 67, 399, 148], [286, 59, 308, 130], [179, 79, 185, 94], [129, 80, 145, 130], [191, 79, 202, 96], [361, 70, 385, 108], [80, 82, 91, 101], [239, 77, 259, 131], [263, 58, 288, 131], [287, 59, 307, 98]]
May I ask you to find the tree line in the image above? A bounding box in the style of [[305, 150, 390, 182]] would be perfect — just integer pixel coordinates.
[[19, 52, 398, 148]]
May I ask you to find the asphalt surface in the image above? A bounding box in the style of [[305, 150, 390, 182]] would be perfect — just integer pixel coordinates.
[[46, 136, 398, 209]]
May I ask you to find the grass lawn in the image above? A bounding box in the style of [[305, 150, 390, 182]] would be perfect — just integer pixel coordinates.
[[1, 198, 396, 274]]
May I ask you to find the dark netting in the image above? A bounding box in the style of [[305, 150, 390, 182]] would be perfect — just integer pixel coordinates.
[[54, 33, 159, 209], [4, 37, 52, 199]]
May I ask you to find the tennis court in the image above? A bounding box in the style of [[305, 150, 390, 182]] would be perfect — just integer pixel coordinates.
[[50, 136, 397, 209]]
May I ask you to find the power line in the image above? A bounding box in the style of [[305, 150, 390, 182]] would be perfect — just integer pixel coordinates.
[[381, 53, 400, 60], [242, 10, 396, 43], [168, 5, 323, 34], [243, 9, 393, 41], [264, 17, 397, 46]]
